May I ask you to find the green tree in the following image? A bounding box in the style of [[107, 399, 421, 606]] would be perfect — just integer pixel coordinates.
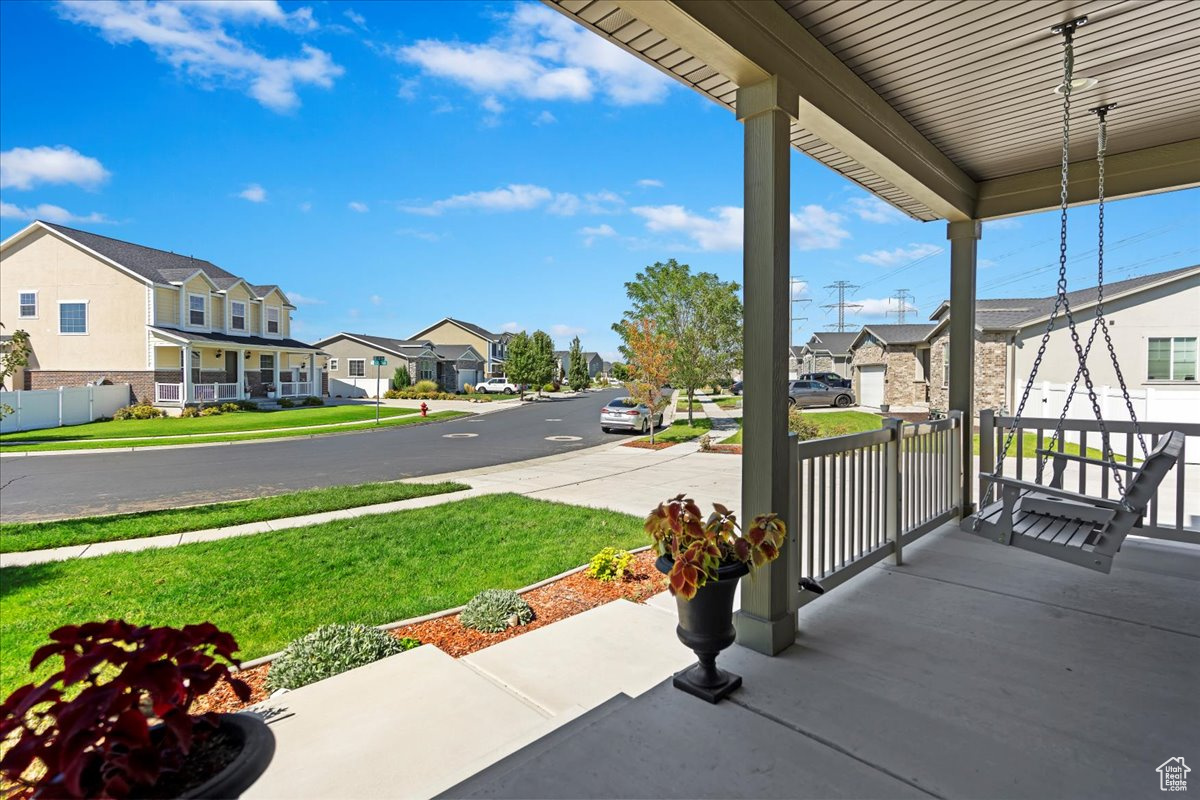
[[530, 330, 556, 397], [504, 331, 535, 398], [391, 366, 410, 391], [622, 318, 674, 444], [613, 259, 742, 424], [610, 362, 630, 381], [567, 336, 590, 392], [1, 326, 31, 418]]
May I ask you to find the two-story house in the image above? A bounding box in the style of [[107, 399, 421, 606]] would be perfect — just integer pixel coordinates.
[[0, 221, 325, 407], [409, 318, 512, 377]]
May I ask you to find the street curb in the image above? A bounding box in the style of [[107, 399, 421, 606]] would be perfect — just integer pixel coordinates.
[[0, 412, 472, 458]]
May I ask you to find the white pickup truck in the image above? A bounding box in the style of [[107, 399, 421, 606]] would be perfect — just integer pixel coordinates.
[[473, 377, 519, 394]]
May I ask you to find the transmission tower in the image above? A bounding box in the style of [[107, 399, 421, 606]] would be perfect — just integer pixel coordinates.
[[790, 276, 811, 354], [821, 281, 862, 332], [887, 288, 915, 323]]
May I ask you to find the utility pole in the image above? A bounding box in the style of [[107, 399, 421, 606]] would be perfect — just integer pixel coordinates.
[[790, 276, 811, 358], [821, 281, 863, 333], [887, 288, 915, 323]]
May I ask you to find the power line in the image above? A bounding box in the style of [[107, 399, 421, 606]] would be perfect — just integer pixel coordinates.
[[821, 281, 862, 332], [887, 288, 915, 322]]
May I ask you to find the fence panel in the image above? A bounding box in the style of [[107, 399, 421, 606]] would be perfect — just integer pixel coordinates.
[[0, 384, 132, 433]]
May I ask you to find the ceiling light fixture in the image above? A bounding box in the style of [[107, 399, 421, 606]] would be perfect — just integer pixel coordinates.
[[1054, 77, 1099, 95]]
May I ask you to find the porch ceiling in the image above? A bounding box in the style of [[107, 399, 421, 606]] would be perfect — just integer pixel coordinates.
[[548, 0, 1200, 221]]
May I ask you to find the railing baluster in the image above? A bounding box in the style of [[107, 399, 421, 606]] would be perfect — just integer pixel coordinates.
[[1176, 438, 1186, 535]]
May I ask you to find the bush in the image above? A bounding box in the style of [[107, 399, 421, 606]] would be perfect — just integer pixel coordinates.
[[301, 396, 324, 406], [383, 389, 457, 400], [464, 383, 475, 394], [459, 589, 534, 633], [220, 402, 241, 413], [199, 405, 222, 416], [697, 433, 713, 452], [586, 547, 633, 582], [413, 379, 438, 394], [180, 406, 201, 418], [542, 383, 558, 393], [278, 397, 295, 408], [112, 402, 165, 420], [391, 367, 411, 391], [238, 399, 258, 411], [788, 408, 822, 441], [266, 624, 420, 691]]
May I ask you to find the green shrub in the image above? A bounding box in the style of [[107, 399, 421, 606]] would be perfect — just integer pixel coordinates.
[[112, 403, 165, 421], [199, 405, 222, 416], [412, 379, 438, 394], [542, 383, 558, 393], [278, 397, 295, 408], [391, 367, 411, 391], [586, 547, 633, 582], [459, 589, 534, 633], [788, 408, 822, 440], [301, 396, 324, 406], [180, 406, 201, 418], [220, 402, 241, 413], [238, 399, 258, 411], [382, 389, 457, 400], [266, 623, 420, 691]]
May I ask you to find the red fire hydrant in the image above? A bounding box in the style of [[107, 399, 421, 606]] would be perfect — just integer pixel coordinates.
[[420, 402, 429, 417]]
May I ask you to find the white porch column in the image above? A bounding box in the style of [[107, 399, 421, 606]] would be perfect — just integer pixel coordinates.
[[236, 349, 246, 400], [273, 351, 281, 395], [182, 344, 192, 405], [309, 353, 316, 396], [734, 76, 798, 656], [947, 220, 981, 513]]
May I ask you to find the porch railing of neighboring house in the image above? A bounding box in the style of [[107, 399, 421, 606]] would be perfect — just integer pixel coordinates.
[[192, 383, 239, 403], [789, 412, 963, 609], [155, 383, 183, 404], [278, 381, 312, 398], [979, 410, 1199, 546]]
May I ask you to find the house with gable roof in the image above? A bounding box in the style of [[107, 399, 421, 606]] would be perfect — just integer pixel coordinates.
[[409, 317, 512, 377], [313, 332, 484, 395]]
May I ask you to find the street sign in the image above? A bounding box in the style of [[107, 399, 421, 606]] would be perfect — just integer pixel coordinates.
[[372, 356, 388, 366]]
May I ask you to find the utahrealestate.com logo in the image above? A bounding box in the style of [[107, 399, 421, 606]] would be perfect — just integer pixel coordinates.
[[1158, 757, 1190, 792]]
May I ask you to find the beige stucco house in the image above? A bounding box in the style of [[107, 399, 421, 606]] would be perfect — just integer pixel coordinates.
[[0, 221, 324, 406], [409, 318, 511, 377], [314, 332, 484, 396]]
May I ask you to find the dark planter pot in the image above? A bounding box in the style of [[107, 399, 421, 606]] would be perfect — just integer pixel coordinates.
[[656, 555, 749, 703], [177, 713, 276, 799]]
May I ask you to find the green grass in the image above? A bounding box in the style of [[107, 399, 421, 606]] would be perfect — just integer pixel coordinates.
[[0, 480, 470, 554], [1, 410, 467, 452], [724, 410, 882, 445], [0, 495, 647, 696], [972, 432, 1127, 461], [641, 417, 713, 444], [0, 405, 420, 444], [675, 400, 704, 412], [713, 397, 742, 409]]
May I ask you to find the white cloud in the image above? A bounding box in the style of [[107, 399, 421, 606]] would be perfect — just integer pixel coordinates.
[[985, 218, 1022, 230], [299, 201, 312, 212], [396, 227, 441, 242], [632, 203, 848, 252], [405, 184, 551, 215], [849, 297, 920, 317], [551, 324, 586, 338], [344, 8, 367, 29], [396, 78, 419, 101], [1, 201, 109, 224], [847, 196, 907, 224], [636, 178, 663, 188], [57, 0, 342, 112], [481, 95, 505, 114], [533, 110, 557, 126], [348, 308, 361, 319], [286, 291, 324, 305], [239, 183, 267, 202], [1, 145, 110, 190], [369, 294, 383, 306], [857, 243, 942, 267], [396, 4, 670, 108], [579, 223, 616, 246], [348, 200, 369, 213], [500, 321, 521, 333]]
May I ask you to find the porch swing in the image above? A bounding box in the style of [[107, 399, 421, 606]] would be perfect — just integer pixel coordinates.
[[964, 16, 1185, 573]]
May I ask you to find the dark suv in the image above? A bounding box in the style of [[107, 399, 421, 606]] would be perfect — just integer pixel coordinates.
[[798, 371, 851, 389]]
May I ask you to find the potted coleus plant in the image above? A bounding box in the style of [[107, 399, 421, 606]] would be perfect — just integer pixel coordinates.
[[0, 620, 275, 799], [646, 495, 785, 703]]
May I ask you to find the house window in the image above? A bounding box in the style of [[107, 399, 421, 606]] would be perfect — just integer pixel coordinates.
[[260, 354, 275, 385], [328, 358, 338, 372], [59, 302, 88, 334], [18, 291, 37, 318], [266, 307, 280, 334], [419, 359, 435, 381], [942, 342, 950, 388], [188, 294, 206, 326], [1148, 337, 1197, 381], [231, 301, 246, 331], [348, 359, 366, 378]]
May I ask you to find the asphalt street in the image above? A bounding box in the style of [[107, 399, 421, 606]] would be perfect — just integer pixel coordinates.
[[0, 389, 628, 522]]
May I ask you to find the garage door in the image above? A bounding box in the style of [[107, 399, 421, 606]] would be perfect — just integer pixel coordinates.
[[858, 365, 885, 408]]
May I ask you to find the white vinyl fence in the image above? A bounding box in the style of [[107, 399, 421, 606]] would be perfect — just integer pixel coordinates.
[[0, 384, 131, 434], [329, 377, 389, 398]]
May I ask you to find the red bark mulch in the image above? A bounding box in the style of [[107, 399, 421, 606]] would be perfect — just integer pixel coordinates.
[[702, 443, 741, 454], [621, 440, 675, 450], [193, 551, 668, 715]]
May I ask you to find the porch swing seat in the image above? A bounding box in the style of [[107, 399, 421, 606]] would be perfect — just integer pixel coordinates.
[[967, 431, 1184, 573]]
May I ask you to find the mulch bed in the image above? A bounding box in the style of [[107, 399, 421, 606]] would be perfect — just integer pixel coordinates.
[[702, 443, 742, 454], [194, 551, 667, 715], [621, 440, 675, 450]]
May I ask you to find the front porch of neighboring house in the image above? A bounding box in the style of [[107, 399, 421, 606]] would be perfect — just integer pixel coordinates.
[[150, 338, 322, 406]]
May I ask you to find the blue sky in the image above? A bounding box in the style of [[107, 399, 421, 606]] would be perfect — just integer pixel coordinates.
[[2, 0, 1196, 360]]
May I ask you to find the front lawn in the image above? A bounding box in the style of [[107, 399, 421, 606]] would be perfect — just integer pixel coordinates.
[[676, 400, 704, 412], [724, 410, 882, 444], [713, 397, 742, 409], [1, 410, 467, 452], [973, 432, 1126, 461], [0, 480, 469, 553], [0, 495, 646, 696], [1, 405, 419, 444], [642, 417, 714, 444]]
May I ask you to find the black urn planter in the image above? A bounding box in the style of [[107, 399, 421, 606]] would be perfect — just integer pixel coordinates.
[[177, 713, 276, 799], [656, 555, 749, 703]]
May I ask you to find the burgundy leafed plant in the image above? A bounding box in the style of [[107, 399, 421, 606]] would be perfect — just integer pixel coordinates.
[[645, 494, 786, 599], [0, 620, 250, 799]]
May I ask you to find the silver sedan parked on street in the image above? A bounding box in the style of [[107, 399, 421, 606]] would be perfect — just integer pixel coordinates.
[[600, 397, 663, 434], [788, 379, 855, 408]]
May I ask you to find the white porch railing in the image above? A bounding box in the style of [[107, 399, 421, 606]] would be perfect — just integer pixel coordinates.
[[193, 383, 239, 403], [155, 383, 183, 404], [278, 381, 312, 398], [790, 412, 963, 608], [979, 411, 1199, 546]]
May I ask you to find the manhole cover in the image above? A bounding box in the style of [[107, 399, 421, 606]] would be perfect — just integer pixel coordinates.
[[545, 418, 562, 422], [545, 435, 582, 442], [442, 433, 479, 438]]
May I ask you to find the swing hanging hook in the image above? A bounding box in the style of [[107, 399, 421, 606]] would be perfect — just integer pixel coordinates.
[[1050, 15, 1088, 38], [1089, 102, 1118, 120]]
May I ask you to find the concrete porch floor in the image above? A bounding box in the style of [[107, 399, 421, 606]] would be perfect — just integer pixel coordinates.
[[443, 522, 1200, 800]]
